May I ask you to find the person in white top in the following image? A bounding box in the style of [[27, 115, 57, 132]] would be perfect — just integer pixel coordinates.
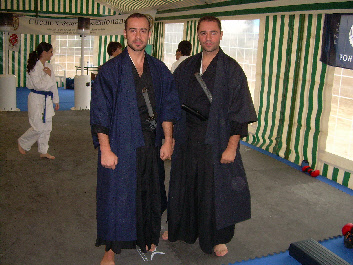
[[170, 40, 192, 73], [18, 42, 59, 159]]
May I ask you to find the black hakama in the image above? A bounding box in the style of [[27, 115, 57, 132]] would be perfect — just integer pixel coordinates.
[[168, 54, 236, 254]]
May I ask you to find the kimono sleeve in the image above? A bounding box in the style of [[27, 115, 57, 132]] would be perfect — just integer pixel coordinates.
[[159, 66, 181, 124], [227, 63, 257, 125], [90, 67, 116, 148]]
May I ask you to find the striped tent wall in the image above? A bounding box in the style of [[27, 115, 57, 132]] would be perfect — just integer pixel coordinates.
[[247, 14, 327, 170], [322, 164, 352, 189], [0, 0, 116, 85], [185, 20, 201, 55], [0, 34, 51, 87], [151, 22, 164, 60], [97, 35, 125, 66], [0, 0, 115, 17]]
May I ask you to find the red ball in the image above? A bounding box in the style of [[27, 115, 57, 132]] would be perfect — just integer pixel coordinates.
[[302, 166, 310, 172], [342, 223, 353, 236], [310, 170, 320, 177]]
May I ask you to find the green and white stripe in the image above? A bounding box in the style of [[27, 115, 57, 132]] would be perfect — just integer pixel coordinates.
[[322, 164, 352, 189], [0, 0, 115, 84], [97, 35, 125, 66], [248, 14, 326, 169], [0, 34, 51, 87], [99, 0, 182, 13], [185, 20, 201, 56], [0, 0, 115, 17], [151, 22, 164, 61]]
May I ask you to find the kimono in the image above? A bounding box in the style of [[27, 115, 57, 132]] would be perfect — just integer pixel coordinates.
[[90, 48, 181, 247], [168, 49, 257, 252]]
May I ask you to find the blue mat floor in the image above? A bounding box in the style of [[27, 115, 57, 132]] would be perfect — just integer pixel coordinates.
[[15, 87, 353, 265], [16, 87, 75, 111], [230, 236, 352, 264]]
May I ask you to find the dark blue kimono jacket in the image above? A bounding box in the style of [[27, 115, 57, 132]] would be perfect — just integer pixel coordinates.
[[171, 49, 257, 230], [90, 49, 181, 242]]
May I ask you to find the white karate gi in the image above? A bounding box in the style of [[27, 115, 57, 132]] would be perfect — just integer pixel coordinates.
[[18, 60, 59, 154]]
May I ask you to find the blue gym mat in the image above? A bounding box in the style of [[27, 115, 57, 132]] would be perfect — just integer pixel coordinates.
[[16, 87, 75, 111], [229, 236, 353, 264]]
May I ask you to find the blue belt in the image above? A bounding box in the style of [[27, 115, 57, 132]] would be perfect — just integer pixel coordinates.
[[30, 89, 54, 123]]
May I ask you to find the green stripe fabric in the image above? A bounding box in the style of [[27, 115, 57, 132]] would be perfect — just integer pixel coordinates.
[[322, 163, 352, 189], [151, 22, 164, 60], [155, 1, 353, 22], [258, 15, 277, 151], [158, 0, 270, 14], [343, 172, 351, 188], [274, 15, 295, 158], [185, 20, 201, 55], [0, 0, 115, 17], [1, 34, 50, 87], [248, 14, 328, 175], [252, 16, 269, 147], [293, 14, 312, 164], [266, 15, 285, 153], [97, 35, 125, 66], [283, 14, 305, 160], [247, 13, 352, 188], [101, 0, 182, 13]]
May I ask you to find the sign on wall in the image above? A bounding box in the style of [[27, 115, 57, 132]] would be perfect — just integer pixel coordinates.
[[12, 11, 155, 36], [320, 13, 353, 70]]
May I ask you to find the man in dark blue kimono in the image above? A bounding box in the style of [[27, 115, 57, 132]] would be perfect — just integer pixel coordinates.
[[90, 13, 181, 265], [167, 16, 257, 257]]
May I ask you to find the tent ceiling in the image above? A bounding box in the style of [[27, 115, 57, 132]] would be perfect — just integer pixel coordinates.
[[0, 0, 232, 18], [97, 0, 229, 13]]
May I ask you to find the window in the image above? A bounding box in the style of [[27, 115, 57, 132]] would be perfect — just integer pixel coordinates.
[[53, 35, 95, 78], [220, 19, 260, 99], [163, 23, 184, 70], [326, 68, 353, 161]]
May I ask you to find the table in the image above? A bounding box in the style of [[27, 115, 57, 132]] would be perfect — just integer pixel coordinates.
[[75, 66, 99, 75]]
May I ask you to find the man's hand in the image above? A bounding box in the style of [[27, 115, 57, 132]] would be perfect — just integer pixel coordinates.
[[160, 121, 174, 160], [54, 103, 59, 111], [97, 132, 118, 169], [220, 135, 240, 164], [220, 147, 236, 164], [101, 149, 118, 170], [160, 138, 174, 161]]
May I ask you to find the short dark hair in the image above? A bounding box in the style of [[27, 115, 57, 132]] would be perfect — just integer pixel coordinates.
[[124, 13, 151, 31], [107, 42, 123, 56], [197, 16, 222, 32], [178, 40, 192, 56]]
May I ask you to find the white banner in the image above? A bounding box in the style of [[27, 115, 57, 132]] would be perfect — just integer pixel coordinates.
[[14, 11, 156, 36]]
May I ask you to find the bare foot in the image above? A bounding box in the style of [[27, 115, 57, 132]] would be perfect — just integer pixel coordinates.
[[18, 142, 26, 154], [214, 244, 228, 257], [100, 250, 115, 265], [161, 231, 168, 240], [40, 153, 55, 159], [146, 244, 157, 252]]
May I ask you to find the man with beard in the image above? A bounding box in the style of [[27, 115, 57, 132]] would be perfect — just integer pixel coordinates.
[[167, 16, 257, 257], [90, 13, 181, 265]]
